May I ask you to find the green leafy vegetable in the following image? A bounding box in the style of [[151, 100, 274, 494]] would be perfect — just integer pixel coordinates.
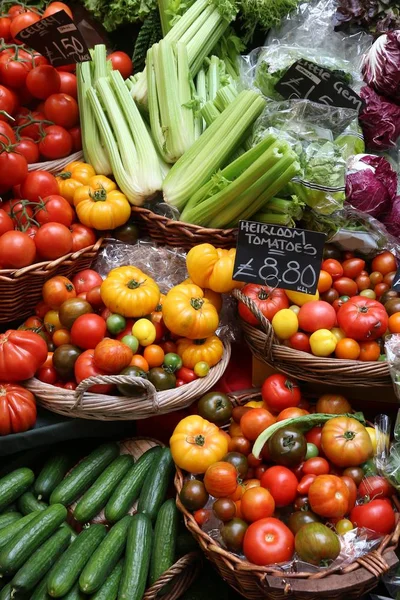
[[132, 12, 163, 73], [238, 0, 300, 43]]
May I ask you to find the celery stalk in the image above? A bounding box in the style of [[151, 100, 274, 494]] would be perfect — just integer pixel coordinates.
[[163, 90, 266, 210], [194, 68, 207, 138], [201, 101, 221, 126], [253, 213, 296, 226], [158, 0, 173, 36], [213, 83, 238, 112], [207, 55, 221, 101], [76, 61, 111, 175]]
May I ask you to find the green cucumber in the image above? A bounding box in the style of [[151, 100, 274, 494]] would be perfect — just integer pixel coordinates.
[[91, 560, 123, 600], [0, 512, 21, 530], [73, 455, 133, 524], [62, 522, 78, 542], [137, 448, 174, 522], [34, 453, 74, 501], [50, 443, 120, 507], [0, 469, 34, 512], [79, 516, 131, 594], [0, 504, 67, 576], [0, 584, 11, 600], [17, 492, 48, 515], [149, 499, 179, 586], [31, 574, 52, 600], [11, 526, 71, 594], [118, 513, 152, 600], [0, 511, 39, 551], [105, 447, 161, 522], [58, 582, 86, 600], [0, 503, 18, 514], [47, 524, 107, 598]]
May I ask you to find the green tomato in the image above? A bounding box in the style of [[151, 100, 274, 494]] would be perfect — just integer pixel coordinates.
[[335, 519, 353, 535], [378, 354, 387, 362], [163, 353, 183, 373], [106, 314, 126, 335], [121, 335, 139, 353], [360, 289, 376, 300], [339, 295, 350, 303], [148, 367, 176, 391], [305, 443, 319, 459], [194, 361, 210, 378]]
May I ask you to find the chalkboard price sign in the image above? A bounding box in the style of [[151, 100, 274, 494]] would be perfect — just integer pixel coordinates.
[[275, 59, 363, 113], [233, 221, 326, 295], [15, 11, 91, 67], [392, 267, 400, 292]]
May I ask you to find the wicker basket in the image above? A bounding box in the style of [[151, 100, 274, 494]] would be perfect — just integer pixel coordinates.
[[0, 238, 104, 323], [25, 340, 231, 420], [68, 437, 202, 600], [28, 151, 84, 173], [131, 206, 237, 250], [233, 289, 392, 388], [175, 391, 400, 600]]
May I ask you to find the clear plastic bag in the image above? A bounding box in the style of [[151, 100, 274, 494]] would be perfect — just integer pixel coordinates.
[[385, 337, 400, 404]]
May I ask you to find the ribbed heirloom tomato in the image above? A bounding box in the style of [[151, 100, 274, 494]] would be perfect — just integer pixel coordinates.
[[241, 487, 275, 521], [308, 475, 349, 518], [321, 416, 373, 467], [204, 462, 238, 498], [0, 330, 47, 381], [337, 296, 388, 342], [238, 284, 289, 325], [0, 384, 37, 435]]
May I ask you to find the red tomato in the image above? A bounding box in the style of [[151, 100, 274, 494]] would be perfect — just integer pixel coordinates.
[[0, 84, 17, 120], [0, 329, 47, 382], [341, 475, 357, 511], [240, 408, 275, 441], [243, 518, 294, 566], [260, 466, 298, 507], [308, 475, 349, 518], [58, 72, 77, 98], [238, 284, 289, 325], [71, 314, 107, 349], [44, 93, 79, 128], [375, 283, 389, 299], [35, 300, 51, 319], [204, 462, 238, 498], [302, 457, 330, 475], [34, 223, 73, 260], [355, 274, 371, 292], [371, 252, 397, 276], [0, 150, 28, 191], [35, 195, 74, 227], [25, 65, 61, 99], [39, 125, 72, 160], [288, 332, 311, 353], [0, 231, 36, 268], [72, 270, 103, 294], [0, 383, 37, 435], [0, 18, 11, 42], [107, 51, 133, 79], [10, 11, 40, 39], [333, 277, 358, 297], [298, 301, 336, 333], [0, 209, 14, 236], [350, 499, 395, 535], [21, 171, 59, 202], [0, 120, 16, 145], [14, 137, 40, 164], [193, 508, 210, 526], [322, 259, 343, 280], [297, 474, 316, 494], [175, 367, 198, 383], [0, 52, 31, 89], [74, 349, 114, 394], [70, 223, 97, 252], [276, 407, 309, 421], [342, 258, 365, 279], [261, 374, 301, 413], [68, 125, 82, 152], [358, 476, 395, 500], [42, 2, 73, 19], [337, 296, 389, 341], [36, 365, 58, 384], [241, 486, 275, 522]]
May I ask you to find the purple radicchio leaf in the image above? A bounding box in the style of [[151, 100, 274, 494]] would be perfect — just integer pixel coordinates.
[[382, 196, 400, 238], [359, 86, 400, 151], [362, 31, 400, 101]]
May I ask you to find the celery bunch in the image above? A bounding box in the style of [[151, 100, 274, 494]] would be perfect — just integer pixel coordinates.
[[78, 45, 163, 205], [147, 40, 197, 163], [252, 196, 305, 227], [180, 135, 301, 228]]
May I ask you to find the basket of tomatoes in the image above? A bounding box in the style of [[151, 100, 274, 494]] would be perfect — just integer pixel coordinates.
[[21, 266, 231, 420], [173, 387, 400, 600], [233, 247, 400, 387]]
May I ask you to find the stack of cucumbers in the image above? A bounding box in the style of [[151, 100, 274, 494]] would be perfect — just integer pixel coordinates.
[[0, 442, 179, 600]]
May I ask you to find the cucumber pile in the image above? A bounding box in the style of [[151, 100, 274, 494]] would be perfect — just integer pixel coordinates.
[[0, 442, 179, 599]]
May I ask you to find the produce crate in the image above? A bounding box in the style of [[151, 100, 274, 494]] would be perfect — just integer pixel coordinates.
[[25, 341, 231, 420], [0, 238, 104, 323], [233, 289, 392, 388], [175, 392, 400, 600]]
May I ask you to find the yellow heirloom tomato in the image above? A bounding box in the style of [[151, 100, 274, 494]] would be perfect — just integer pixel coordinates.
[[310, 329, 337, 357], [73, 175, 131, 230], [162, 283, 219, 340], [286, 290, 320, 306], [272, 308, 298, 339], [183, 278, 222, 313], [186, 244, 243, 294], [56, 161, 96, 204], [176, 335, 223, 369], [170, 415, 229, 473], [100, 266, 160, 318]]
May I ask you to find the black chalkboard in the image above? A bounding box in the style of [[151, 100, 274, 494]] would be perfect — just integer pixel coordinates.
[[233, 221, 326, 295], [15, 11, 91, 67], [392, 267, 400, 292], [275, 59, 363, 112]]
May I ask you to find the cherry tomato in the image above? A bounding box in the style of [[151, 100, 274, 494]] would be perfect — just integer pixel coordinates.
[[71, 314, 106, 349], [335, 338, 361, 360], [342, 258, 365, 279], [288, 332, 311, 352], [333, 277, 358, 297], [25, 65, 61, 99], [39, 125, 72, 160], [305, 427, 323, 452], [42, 2, 73, 19], [241, 487, 275, 522], [371, 251, 397, 276], [58, 72, 77, 98], [107, 51, 133, 79], [318, 270, 333, 293], [44, 93, 79, 128], [359, 341, 381, 362], [297, 474, 316, 494], [322, 259, 343, 280]]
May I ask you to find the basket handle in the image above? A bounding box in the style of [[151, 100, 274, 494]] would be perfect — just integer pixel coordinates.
[[143, 552, 202, 600], [73, 374, 160, 412], [232, 288, 279, 361]]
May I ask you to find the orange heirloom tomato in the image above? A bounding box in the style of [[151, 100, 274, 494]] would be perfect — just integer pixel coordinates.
[[56, 161, 96, 204], [42, 276, 76, 309], [163, 283, 219, 340], [277, 407, 309, 421], [241, 487, 275, 522], [335, 338, 361, 360], [94, 338, 133, 374], [176, 335, 223, 369], [170, 415, 229, 473], [130, 355, 149, 371], [186, 244, 243, 294], [359, 341, 381, 361], [101, 266, 160, 318], [143, 344, 164, 368], [321, 416, 373, 467], [204, 461, 238, 497], [52, 328, 71, 347], [183, 278, 222, 313], [388, 312, 400, 334], [308, 475, 349, 518], [315, 394, 352, 415]]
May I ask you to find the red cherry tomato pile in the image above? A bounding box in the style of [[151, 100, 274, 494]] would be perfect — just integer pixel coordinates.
[[174, 375, 396, 568], [0, 169, 98, 269], [239, 246, 400, 362]]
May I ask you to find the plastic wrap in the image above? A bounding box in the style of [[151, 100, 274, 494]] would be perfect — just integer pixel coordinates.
[[385, 336, 400, 404]]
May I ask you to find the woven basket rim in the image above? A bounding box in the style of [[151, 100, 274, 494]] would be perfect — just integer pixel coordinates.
[[174, 391, 400, 592], [25, 340, 231, 420], [0, 238, 104, 281], [28, 150, 84, 172]]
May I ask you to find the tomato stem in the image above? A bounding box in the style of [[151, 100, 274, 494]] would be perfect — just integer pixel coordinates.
[[185, 434, 205, 447], [190, 297, 204, 310], [126, 279, 144, 290]]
